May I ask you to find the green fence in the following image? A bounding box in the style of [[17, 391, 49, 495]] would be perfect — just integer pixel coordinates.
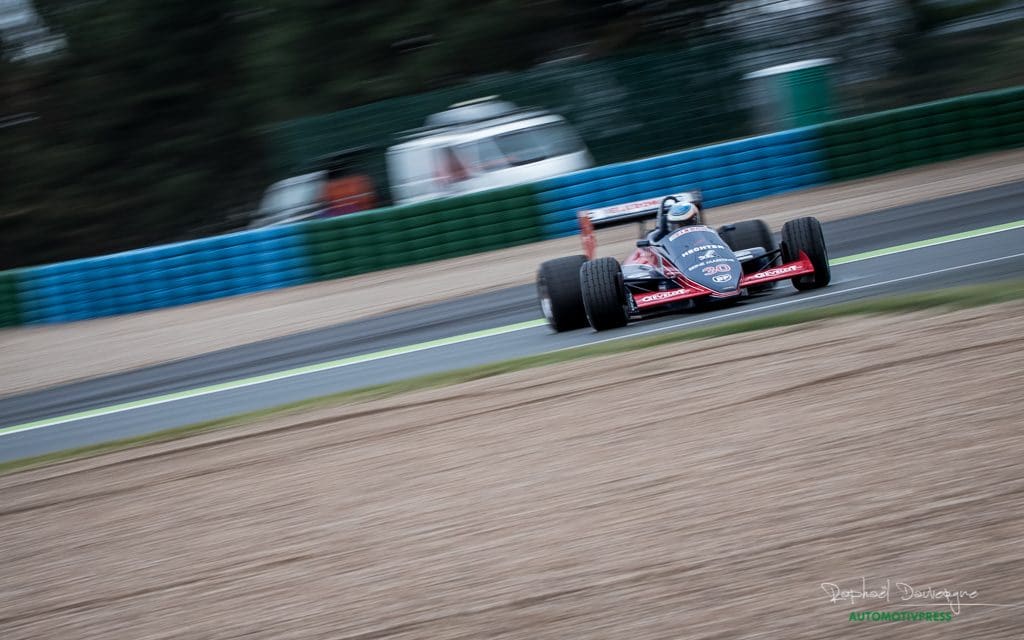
[[819, 86, 1024, 181], [303, 184, 543, 281]]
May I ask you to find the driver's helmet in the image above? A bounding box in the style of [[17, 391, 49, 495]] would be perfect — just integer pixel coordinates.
[[666, 201, 700, 228]]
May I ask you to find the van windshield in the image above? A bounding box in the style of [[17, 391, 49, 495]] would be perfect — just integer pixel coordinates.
[[457, 122, 585, 173]]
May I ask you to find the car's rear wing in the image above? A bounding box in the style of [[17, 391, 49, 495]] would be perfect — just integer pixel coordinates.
[[577, 191, 702, 259], [578, 192, 701, 229]]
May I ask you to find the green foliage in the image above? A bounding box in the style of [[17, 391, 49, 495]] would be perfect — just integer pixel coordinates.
[[2, 0, 266, 268]]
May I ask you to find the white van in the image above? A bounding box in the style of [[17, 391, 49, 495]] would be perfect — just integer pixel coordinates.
[[386, 97, 593, 205], [250, 171, 329, 228]]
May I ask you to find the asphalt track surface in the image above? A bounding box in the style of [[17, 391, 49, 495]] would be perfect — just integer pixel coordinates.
[[2, 181, 1023, 461]]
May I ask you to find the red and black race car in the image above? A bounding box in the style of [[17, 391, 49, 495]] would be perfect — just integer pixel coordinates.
[[536, 192, 831, 331]]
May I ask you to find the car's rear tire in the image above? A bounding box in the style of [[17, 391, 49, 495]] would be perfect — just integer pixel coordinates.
[[718, 219, 775, 253], [580, 257, 629, 331], [718, 219, 777, 293], [537, 255, 588, 332], [781, 216, 831, 290]]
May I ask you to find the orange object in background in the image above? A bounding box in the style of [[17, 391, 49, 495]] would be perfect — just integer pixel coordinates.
[[325, 172, 377, 214]]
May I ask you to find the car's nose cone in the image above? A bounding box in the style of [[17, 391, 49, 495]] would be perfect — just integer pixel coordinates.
[[682, 257, 742, 293]]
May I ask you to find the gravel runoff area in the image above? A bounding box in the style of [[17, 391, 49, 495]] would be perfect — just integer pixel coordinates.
[[2, 302, 1022, 639], [2, 149, 1024, 397]]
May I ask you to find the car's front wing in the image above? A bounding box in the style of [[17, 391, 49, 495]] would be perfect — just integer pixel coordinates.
[[630, 252, 816, 311]]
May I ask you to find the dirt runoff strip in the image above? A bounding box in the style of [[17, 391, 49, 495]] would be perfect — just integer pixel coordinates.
[[2, 302, 1022, 639], [2, 149, 1024, 397]]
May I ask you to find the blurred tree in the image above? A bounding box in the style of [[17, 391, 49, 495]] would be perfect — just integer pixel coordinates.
[[2, 0, 265, 267], [241, 0, 588, 120], [240, 0, 736, 118], [878, 0, 1022, 108], [2, 0, 1015, 269]]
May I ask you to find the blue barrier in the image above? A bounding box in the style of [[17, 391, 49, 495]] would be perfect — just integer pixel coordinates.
[[16, 225, 314, 324], [534, 126, 829, 238]]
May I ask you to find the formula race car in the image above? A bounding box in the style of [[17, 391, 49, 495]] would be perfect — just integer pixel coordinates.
[[536, 191, 831, 331]]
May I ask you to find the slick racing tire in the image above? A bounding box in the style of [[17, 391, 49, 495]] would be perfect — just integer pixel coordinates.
[[718, 219, 777, 293], [718, 219, 775, 254], [537, 255, 588, 332], [781, 216, 831, 290], [580, 257, 629, 331]]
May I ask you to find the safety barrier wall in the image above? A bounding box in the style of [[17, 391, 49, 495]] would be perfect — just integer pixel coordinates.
[[302, 185, 543, 281], [13, 225, 311, 324], [532, 127, 828, 238], [4, 187, 541, 325], [819, 86, 1024, 180], [2, 87, 1021, 327]]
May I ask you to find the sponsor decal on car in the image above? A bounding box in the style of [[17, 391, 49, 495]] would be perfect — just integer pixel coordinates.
[[687, 257, 732, 271], [749, 264, 802, 280], [702, 263, 731, 276], [637, 288, 691, 303], [587, 198, 663, 220], [679, 243, 726, 257], [583, 193, 701, 221], [712, 274, 732, 283], [668, 225, 710, 241]]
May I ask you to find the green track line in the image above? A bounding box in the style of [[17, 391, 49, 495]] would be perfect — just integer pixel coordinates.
[[831, 219, 1024, 265], [0, 319, 545, 437]]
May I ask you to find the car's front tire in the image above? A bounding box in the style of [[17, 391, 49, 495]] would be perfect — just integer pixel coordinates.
[[580, 257, 629, 331], [537, 255, 588, 332], [781, 216, 831, 290]]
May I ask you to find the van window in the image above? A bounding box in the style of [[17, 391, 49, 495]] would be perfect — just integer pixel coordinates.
[[440, 147, 470, 183], [457, 138, 509, 174], [457, 123, 586, 173]]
